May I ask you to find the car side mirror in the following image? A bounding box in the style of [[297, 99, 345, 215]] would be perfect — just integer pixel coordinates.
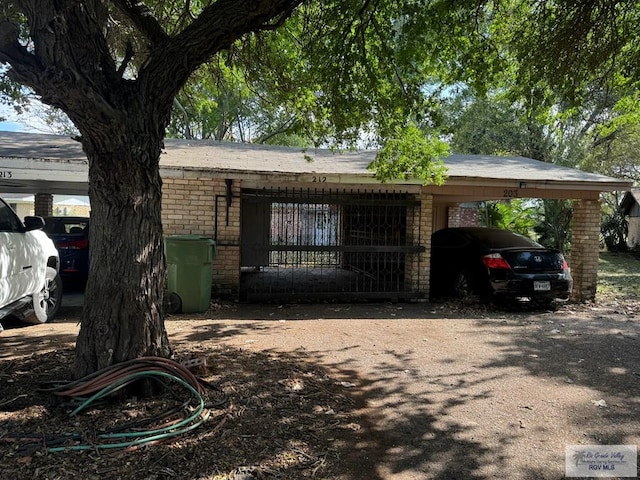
[[24, 215, 45, 231]]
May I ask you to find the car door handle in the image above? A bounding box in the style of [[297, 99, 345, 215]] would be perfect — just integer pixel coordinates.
[[22, 265, 33, 270]]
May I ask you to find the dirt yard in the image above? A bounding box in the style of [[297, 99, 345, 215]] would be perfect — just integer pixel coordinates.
[[1, 298, 639, 480]]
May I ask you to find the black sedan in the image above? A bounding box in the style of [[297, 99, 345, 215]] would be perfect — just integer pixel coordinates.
[[430, 227, 572, 305], [43, 216, 90, 283]]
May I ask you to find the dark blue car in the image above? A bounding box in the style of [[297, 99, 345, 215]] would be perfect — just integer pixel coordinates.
[[430, 227, 573, 306], [43, 216, 90, 283]]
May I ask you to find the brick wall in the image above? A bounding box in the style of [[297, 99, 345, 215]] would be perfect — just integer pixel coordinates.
[[161, 178, 436, 301], [447, 205, 460, 227], [569, 198, 601, 302], [460, 206, 480, 227], [159, 176, 602, 305], [406, 191, 432, 299], [162, 177, 241, 297], [447, 205, 480, 228]]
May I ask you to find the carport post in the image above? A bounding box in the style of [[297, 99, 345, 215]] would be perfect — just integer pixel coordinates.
[[569, 198, 601, 302], [406, 191, 433, 299], [34, 193, 53, 217]]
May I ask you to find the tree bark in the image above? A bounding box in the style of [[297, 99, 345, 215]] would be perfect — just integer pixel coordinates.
[[73, 123, 172, 378]]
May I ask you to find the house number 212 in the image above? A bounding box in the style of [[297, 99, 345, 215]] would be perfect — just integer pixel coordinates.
[[312, 176, 327, 183]]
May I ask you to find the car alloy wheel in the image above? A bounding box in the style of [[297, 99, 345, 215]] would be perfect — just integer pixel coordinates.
[[32, 267, 63, 323], [453, 271, 473, 299]]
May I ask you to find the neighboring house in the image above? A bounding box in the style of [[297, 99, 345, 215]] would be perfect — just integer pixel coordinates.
[[0, 193, 90, 218], [0, 131, 632, 303], [621, 189, 640, 248], [53, 196, 91, 217], [0, 193, 35, 218]]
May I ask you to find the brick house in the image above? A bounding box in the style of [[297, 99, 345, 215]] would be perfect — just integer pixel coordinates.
[[0, 131, 632, 303]]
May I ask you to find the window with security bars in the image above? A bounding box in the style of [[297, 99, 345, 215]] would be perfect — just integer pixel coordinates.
[[270, 202, 342, 267]]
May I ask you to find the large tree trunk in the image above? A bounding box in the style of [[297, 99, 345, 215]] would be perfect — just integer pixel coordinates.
[[73, 124, 172, 378], [0, 0, 305, 380]]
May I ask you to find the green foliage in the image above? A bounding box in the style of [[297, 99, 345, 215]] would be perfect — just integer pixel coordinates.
[[533, 200, 573, 253], [212, 1, 512, 147], [582, 101, 640, 183], [0, 71, 32, 114], [449, 95, 531, 156], [476, 199, 536, 236], [367, 124, 449, 185], [600, 192, 629, 252], [168, 61, 252, 141], [601, 213, 629, 252], [499, 0, 640, 106]]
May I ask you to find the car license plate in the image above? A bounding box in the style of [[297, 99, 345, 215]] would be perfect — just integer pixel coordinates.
[[533, 281, 551, 291]]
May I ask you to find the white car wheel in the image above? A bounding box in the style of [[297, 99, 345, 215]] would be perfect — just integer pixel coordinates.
[[32, 267, 63, 323]]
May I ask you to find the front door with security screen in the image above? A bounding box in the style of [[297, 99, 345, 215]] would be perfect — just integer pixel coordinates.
[[241, 196, 271, 267]]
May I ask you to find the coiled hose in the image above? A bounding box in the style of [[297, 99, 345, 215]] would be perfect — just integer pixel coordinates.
[[13, 356, 227, 454]]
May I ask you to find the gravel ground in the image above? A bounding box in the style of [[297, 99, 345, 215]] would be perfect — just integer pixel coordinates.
[[1, 299, 639, 479]]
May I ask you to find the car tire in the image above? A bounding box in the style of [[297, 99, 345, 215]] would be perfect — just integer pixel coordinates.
[[164, 291, 182, 314], [453, 271, 474, 299], [31, 267, 63, 323]]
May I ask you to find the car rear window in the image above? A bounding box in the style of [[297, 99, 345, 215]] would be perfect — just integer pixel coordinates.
[[469, 229, 541, 249], [44, 218, 89, 235]]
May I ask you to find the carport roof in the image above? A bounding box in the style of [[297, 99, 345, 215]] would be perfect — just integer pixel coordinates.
[[0, 130, 631, 194]]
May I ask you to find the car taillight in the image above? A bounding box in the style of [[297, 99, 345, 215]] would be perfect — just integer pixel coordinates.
[[58, 239, 89, 250], [482, 253, 511, 269], [562, 259, 569, 270]]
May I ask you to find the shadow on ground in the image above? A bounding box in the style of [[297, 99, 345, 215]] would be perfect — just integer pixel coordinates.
[[2, 300, 639, 479]]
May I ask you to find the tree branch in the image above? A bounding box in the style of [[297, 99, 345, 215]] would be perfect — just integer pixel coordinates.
[[116, 40, 134, 78], [138, 0, 304, 110], [0, 20, 44, 86], [178, 0, 304, 57], [254, 1, 302, 31], [0, 20, 19, 48], [110, 0, 168, 44], [256, 115, 299, 144]]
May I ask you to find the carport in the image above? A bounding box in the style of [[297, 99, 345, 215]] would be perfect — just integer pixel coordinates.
[[0, 131, 631, 302], [424, 154, 627, 301]]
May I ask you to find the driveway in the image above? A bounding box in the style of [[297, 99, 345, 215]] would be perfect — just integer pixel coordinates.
[[2, 300, 639, 479], [168, 301, 640, 479]]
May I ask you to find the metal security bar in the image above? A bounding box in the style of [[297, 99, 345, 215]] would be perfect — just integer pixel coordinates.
[[240, 187, 424, 302]]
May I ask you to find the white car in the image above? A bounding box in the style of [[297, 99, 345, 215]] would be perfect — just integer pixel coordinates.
[[0, 196, 62, 330]]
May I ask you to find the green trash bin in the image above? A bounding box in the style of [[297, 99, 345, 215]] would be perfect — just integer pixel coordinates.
[[165, 235, 216, 313]]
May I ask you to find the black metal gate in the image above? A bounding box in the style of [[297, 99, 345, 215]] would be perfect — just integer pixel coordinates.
[[240, 187, 424, 302]]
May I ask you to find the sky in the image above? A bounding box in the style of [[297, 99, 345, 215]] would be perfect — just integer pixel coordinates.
[[0, 120, 32, 132], [0, 100, 48, 133]]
